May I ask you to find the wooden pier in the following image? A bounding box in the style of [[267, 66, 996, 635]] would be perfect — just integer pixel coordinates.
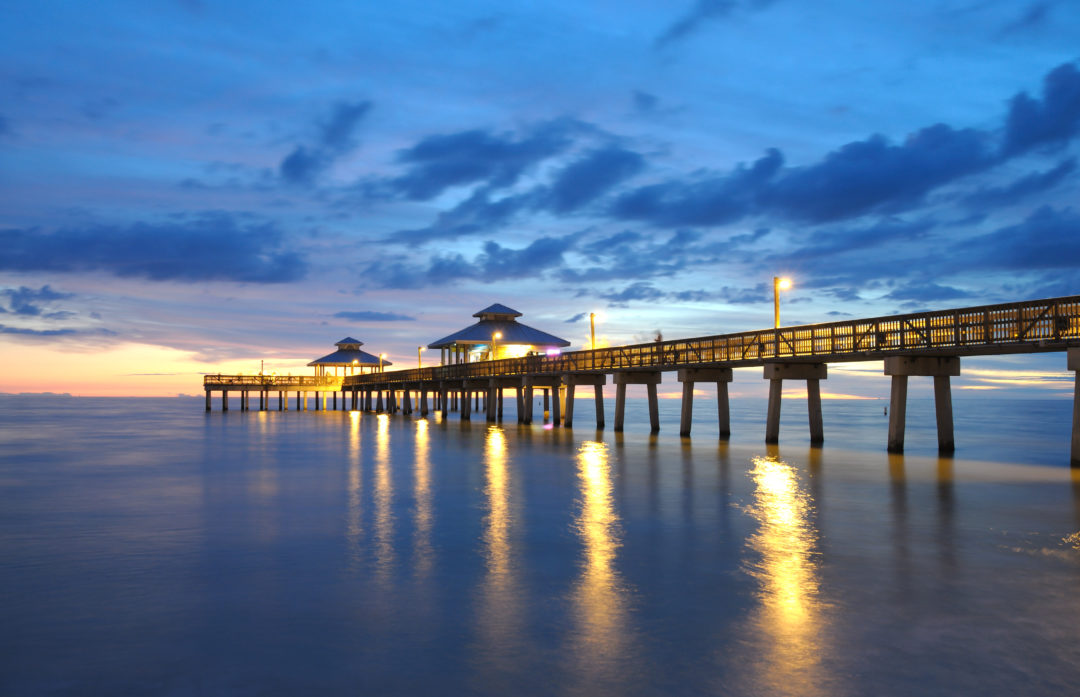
[[205, 295, 1080, 463]]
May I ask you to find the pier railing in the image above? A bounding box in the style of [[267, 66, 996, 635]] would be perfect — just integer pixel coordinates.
[[204, 375, 343, 388], [343, 295, 1080, 387]]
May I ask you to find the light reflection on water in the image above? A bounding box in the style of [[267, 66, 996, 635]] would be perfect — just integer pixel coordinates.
[[570, 439, 634, 686], [346, 410, 363, 568], [474, 425, 526, 688], [413, 418, 433, 577], [374, 413, 395, 580], [742, 454, 831, 697]]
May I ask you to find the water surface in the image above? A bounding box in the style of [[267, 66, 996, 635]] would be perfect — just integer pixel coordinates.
[[2, 395, 1079, 695]]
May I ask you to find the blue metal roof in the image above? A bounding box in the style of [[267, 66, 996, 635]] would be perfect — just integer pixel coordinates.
[[473, 303, 522, 318], [427, 318, 569, 349], [336, 337, 363, 346], [308, 347, 390, 366]]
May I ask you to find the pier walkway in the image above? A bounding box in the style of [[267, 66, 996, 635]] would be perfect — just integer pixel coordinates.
[[205, 295, 1080, 463]]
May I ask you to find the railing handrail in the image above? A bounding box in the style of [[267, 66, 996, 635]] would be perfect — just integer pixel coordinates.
[[203, 375, 344, 387], [340, 294, 1080, 387]]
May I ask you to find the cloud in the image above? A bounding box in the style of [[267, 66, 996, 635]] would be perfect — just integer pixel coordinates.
[[0, 285, 73, 317], [565, 312, 588, 323], [280, 100, 372, 185], [0, 213, 306, 283], [612, 148, 782, 227], [998, 2, 1053, 37], [363, 235, 575, 288], [392, 187, 532, 245], [543, 146, 646, 213], [633, 91, 659, 113], [966, 205, 1080, 271], [656, 0, 776, 48], [0, 324, 116, 339], [389, 119, 578, 201], [1002, 61, 1080, 156], [883, 281, 972, 309], [962, 157, 1076, 208], [599, 281, 666, 304], [333, 310, 416, 322], [767, 124, 994, 223], [607, 62, 1076, 230]]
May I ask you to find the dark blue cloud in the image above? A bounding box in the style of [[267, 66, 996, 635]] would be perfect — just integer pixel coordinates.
[[612, 148, 782, 226], [633, 91, 659, 113], [320, 101, 372, 151], [1002, 62, 1080, 156], [280, 100, 372, 185], [390, 120, 578, 200], [0, 213, 306, 283], [883, 282, 972, 309], [280, 146, 325, 185], [998, 2, 1053, 37], [363, 235, 575, 288], [768, 124, 993, 222], [0, 285, 73, 317], [333, 310, 416, 322], [544, 146, 646, 213], [656, 0, 777, 48], [565, 312, 588, 323], [962, 157, 1076, 208], [967, 205, 1080, 270], [599, 281, 666, 304], [0, 324, 116, 339], [392, 188, 532, 245]]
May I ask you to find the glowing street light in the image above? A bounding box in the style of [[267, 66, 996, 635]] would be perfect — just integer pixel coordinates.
[[352, 358, 358, 376], [379, 353, 387, 372], [589, 312, 597, 350], [491, 332, 502, 361], [773, 276, 792, 329], [417, 346, 425, 369]]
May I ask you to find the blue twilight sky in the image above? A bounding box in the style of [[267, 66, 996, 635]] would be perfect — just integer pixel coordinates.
[[1, 0, 1079, 396]]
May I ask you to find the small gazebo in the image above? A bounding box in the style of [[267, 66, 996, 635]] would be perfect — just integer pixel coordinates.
[[307, 337, 391, 376], [428, 304, 570, 365]]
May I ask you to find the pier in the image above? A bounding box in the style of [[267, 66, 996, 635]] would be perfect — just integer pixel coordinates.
[[205, 295, 1080, 462]]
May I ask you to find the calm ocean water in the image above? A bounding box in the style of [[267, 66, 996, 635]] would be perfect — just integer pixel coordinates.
[[2, 393, 1080, 696]]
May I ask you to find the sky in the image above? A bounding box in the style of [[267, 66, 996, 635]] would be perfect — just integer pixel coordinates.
[[1, 0, 1079, 398]]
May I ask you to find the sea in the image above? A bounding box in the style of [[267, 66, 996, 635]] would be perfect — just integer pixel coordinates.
[[2, 392, 1079, 696]]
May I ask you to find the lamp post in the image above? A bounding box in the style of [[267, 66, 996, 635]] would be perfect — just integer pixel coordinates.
[[379, 353, 386, 372], [589, 312, 596, 350], [417, 346, 424, 369], [491, 332, 502, 361], [352, 359, 358, 376], [773, 277, 792, 329]]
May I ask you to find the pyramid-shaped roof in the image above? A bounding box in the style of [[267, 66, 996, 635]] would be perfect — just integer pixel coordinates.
[[473, 304, 522, 319]]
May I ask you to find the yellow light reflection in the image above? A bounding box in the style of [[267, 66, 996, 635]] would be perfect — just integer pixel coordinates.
[[374, 413, 395, 579], [413, 418, 433, 577], [743, 454, 830, 696], [571, 440, 632, 676], [346, 410, 363, 568], [475, 426, 524, 683]]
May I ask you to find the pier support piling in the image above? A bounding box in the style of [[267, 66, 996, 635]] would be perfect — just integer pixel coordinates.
[[677, 368, 733, 437], [1069, 349, 1080, 466], [763, 362, 827, 444], [884, 356, 960, 454], [613, 372, 662, 433]]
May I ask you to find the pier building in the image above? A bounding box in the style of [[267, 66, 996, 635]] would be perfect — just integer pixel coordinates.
[[308, 337, 391, 376], [428, 304, 570, 364]]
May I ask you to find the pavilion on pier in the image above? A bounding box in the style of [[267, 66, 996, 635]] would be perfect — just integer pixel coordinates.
[[428, 304, 570, 365], [307, 337, 391, 376]]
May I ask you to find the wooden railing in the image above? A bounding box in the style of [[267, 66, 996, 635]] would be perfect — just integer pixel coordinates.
[[343, 295, 1080, 387], [204, 375, 343, 388]]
